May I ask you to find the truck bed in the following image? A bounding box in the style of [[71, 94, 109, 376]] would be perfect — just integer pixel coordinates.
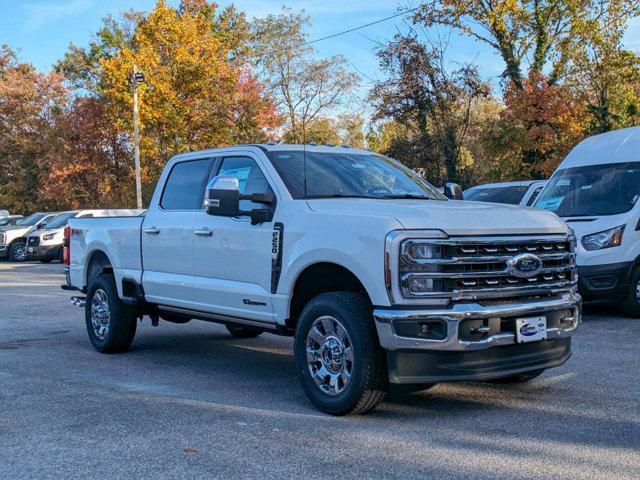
[[67, 210, 146, 295]]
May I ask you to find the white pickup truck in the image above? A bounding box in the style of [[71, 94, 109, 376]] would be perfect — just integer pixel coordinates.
[[63, 144, 581, 415]]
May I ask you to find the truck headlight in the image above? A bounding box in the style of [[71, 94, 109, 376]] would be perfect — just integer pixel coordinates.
[[399, 239, 444, 298], [581, 225, 625, 251], [43, 233, 58, 241]]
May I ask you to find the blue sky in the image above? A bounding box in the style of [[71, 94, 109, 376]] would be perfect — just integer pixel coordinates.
[[2, 0, 639, 99]]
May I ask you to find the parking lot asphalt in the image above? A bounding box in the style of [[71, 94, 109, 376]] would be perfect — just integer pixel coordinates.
[[0, 262, 639, 479]]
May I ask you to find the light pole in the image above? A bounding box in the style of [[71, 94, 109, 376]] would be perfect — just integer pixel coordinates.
[[132, 66, 145, 209]]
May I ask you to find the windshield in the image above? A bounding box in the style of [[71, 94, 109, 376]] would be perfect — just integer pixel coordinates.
[[266, 151, 445, 200], [16, 213, 46, 226], [44, 212, 76, 229], [464, 185, 529, 204], [535, 162, 640, 216]]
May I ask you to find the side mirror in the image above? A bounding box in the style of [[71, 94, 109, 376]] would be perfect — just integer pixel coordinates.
[[37, 222, 46, 230], [205, 176, 241, 217], [443, 182, 464, 201], [204, 175, 275, 225]]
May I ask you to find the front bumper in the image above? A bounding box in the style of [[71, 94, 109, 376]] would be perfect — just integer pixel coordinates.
[[578, 262, 632, 299], [374, 293, 581, 383], [27, 244, 61, 260]]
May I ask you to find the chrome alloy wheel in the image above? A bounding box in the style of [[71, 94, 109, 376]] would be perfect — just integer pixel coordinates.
[[90, 288, 111, 340], [13, 244, 27, 261], [306, 315, 354, 396]]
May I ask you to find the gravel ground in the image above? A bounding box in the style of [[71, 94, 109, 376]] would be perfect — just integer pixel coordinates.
[[0, 262, 638, 479]]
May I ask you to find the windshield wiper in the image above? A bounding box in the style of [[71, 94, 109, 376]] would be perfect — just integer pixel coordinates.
[[306, 194, 378, 199], [381, 194, 432, 200]]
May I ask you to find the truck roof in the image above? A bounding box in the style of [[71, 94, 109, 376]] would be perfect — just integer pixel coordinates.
[[170, 144, 375, 162], [557, 125, 640, 170]]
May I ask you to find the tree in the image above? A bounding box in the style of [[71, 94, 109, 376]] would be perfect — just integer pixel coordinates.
[[369, 34, 491, 185], [566, 4, 640, 133], [488, 73, 585, 178], [0, 45, 68, 213], [251, 8, 359, 143], [414, 0, 640, 88], [56, 0, 280, 205]]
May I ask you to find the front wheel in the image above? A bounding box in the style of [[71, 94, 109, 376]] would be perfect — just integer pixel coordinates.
[[85, 274, 137, 353], [294, 292, 388, 415], [9, 241, 27, 262], [623, 267, 640, 318]]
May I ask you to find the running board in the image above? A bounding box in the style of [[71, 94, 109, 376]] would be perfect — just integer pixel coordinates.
[[70, 296, 86, 308], [157, 305, 281, 332]]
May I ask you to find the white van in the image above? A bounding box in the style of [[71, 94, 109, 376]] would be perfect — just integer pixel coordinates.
[[535, 126, 640, 315]]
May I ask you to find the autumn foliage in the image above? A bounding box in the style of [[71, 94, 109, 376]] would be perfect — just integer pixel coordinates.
[[1, 1, 280, 213]]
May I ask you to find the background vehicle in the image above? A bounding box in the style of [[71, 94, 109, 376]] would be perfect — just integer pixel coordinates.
[[0, 215, 24, 227], [0, 212, 59, 262], [63, 145, 580, 415], [465, 180, 548, 206], [0, 210, 9, 218], [26, 209, 143, 263], [535, 126, 640, 316]]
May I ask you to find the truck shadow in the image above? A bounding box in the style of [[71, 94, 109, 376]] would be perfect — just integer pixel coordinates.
[[116, 324, 639, 453]]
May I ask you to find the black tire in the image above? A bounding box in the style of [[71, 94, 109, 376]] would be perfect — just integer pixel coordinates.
[[486, 369, 544, 384], [623, 267, 640, 318], [85, 274, 137, 353], [40, 258, 53, 264], [294, 292, 388, 415], [225, 324, 262, 338], [9, 241, 27, 262]]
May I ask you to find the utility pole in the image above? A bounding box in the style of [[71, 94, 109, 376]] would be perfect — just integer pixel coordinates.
[[132, 66, 145, 209]]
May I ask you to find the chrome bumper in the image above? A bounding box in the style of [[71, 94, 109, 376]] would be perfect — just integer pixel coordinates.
[[374, 293, 581, 352]]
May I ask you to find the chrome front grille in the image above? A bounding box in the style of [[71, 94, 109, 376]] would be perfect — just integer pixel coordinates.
[[397, 235, 577, 302]]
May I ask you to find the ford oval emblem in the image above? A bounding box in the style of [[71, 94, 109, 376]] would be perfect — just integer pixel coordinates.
[[507, 253, 543, 278], [519, 323, 538, 336]]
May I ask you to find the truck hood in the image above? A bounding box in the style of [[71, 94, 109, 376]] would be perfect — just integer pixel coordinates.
[[306, 199, 568, 236]]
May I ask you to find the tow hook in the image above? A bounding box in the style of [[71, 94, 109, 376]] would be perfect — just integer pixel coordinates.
[[70, 296, 86, 308]]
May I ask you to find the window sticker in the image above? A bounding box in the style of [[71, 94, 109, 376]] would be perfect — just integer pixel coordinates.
[[219, 166, 252, 192], [537, 196, 564, 212]]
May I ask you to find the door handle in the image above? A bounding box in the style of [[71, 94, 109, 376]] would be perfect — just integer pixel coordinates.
[[194, 228, 213, 237], [144, 227, 160, 235]]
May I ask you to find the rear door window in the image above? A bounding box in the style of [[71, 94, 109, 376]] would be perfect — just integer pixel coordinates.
[[161, 158, 214, 210]]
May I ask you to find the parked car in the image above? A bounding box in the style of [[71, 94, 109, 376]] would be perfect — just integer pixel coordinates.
[[535, 126, 640, 316], [26, 210, 144, 263], [63, 144, 580, 415], [0, 215, 24, 227], [464, 180, 548, 206], [0, 212, 59, 262]]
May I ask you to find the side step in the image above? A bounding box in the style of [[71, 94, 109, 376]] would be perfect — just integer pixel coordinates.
[[70, 296, 86, 308]]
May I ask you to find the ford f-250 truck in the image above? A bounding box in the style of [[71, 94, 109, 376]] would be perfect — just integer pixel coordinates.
[[63, 144, 581, 415]]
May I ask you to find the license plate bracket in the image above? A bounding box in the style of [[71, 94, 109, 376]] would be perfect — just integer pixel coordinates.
[[515, 316, 547, 343]]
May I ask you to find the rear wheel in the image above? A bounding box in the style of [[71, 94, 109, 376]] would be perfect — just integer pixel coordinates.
[[623, 267, 640, 318], [85, 274, 137, 353], [225, 324, 262, 338], [486, 369, 544, 384], [9, 241, 27, 262], [294, 292, 388, 415]]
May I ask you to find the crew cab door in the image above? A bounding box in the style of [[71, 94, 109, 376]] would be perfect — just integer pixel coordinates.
[[192, 154, 276, 323], [142, 157, 214, 308]]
